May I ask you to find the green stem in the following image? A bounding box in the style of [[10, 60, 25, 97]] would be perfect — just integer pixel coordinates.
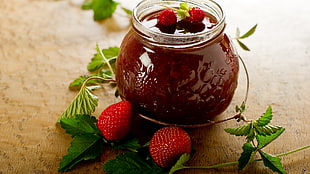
[[173, 144, 310, 173], [182, 161, 239, 170], [276, 144, 310, 157], [96, 43, 116, 80], [81, 76, 116, 89]]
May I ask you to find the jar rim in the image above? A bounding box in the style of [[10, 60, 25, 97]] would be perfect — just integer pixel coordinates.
[[132, 0, 226, 45]]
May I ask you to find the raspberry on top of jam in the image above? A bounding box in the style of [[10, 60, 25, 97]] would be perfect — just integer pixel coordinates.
[[142, 2, 217, 34]]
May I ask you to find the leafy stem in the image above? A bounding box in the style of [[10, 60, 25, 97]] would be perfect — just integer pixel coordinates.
[[234, 24, 257, 51], [96, 43, 116, 80], [170, 144, 310, 173], [58, 75, 116, 122], [81, 76, 116, 89], [69, 46, 119, 91]]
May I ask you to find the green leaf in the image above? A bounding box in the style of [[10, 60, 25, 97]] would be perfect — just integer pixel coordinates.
[[259, 151, 286, 174], [59, 114, 99, 136], [87, 53, 106, 72], [122, 7, 133, 15], [58, 134, 104, 172], [224, 123, 251, 136], [235, 102, 246, 114], [69, 75, 104, 91], [236, 27, 240, 38], [246, 126, 255, 142], [69, 75, 92, 91], [179, 2, 190, 11], [256, 127, 285, 149], [255, 125, 284, 136], [91, 0, 119, 21], [87, 47, 119, 72], [103, 152, 165, 174], [68, 46, 119, 91], [169, 153, 191, 174], [238, 143, 257, 170], [239, 24, 258, 39], [237, 39, 250, 51], [102, 46, 120, 59], [177, 2, 190, 19], [257, 106, 273, 127], [59, 87, 98, 120], [111, 137, 142, 152], [82, 0, 93, 10]]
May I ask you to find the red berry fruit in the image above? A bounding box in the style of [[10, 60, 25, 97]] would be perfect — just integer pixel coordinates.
[[149, 127, 192, 168], [158, 9, 177, 26], [188, 7, 205, 23], [97, 100, 132, 141]]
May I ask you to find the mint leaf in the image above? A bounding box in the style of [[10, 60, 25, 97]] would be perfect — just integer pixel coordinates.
[[58, 134, 104, 172], [176, 2, 190, 19], [59, 114, 99, 136], [238, 143, 257, 170], [224, 123, 251, 136], [259, 151, 286, 174], [257, 106, 273, 127], [256, 128, 285, 149], [111, 137, 142, 152], [169, 153, 191, 174], [103, 152, 165, 174], [179, 2, 190, 11], [239, 24, 258, 39], [59, 87, 98, 120], [91, 0, 119, 21], [87, 47, 119, 72]]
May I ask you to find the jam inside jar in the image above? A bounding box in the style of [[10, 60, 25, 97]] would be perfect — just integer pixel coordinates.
[[116, 0, 239, 125]]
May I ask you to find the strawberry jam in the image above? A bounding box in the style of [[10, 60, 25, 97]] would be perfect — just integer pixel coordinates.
[[116, 0, 239, 125]]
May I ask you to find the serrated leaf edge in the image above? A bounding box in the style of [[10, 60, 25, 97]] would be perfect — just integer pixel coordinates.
[[59, 87, 98, 120]]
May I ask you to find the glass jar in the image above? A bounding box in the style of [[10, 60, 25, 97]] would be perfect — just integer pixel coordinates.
[[116, 0, 239, 125]]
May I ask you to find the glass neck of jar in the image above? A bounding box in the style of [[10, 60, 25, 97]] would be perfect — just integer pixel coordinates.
[[132, 0, 226, 47]]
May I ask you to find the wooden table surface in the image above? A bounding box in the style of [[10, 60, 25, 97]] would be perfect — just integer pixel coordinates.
[[1, 0, 309, 173]]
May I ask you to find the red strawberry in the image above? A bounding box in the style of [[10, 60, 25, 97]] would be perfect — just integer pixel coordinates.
[[97, 100, 132, 141], [149, 127, 191, 168], [188, 7, 205, 23], [158, 9, 177, 26]]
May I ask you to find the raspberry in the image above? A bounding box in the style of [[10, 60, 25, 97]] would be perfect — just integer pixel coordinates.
[[158, 9, 177, 26], [177, 19, 205, 33], [188, 7, 205, 23]]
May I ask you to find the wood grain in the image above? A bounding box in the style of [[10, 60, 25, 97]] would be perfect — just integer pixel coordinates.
[[0, 0, 309, 173]]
